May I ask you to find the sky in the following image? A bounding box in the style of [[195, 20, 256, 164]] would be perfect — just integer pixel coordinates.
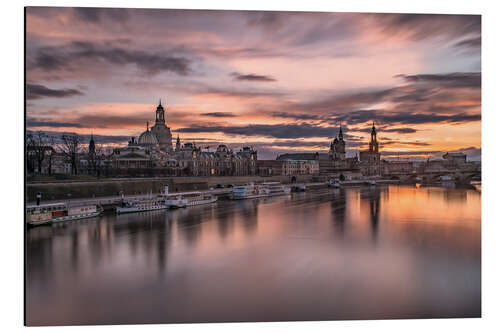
[[25, 7, 481, 160]]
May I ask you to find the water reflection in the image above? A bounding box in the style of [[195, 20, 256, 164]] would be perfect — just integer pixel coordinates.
[[331, 188, 347, 236], [360, 186, 382, 241], [26, 185, 481, 326]]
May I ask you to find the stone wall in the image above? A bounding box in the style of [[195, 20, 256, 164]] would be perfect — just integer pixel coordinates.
[[26, 174, 315, 202]]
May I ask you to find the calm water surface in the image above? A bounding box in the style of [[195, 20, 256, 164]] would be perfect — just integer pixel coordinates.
[[26, 185, 481, 325]]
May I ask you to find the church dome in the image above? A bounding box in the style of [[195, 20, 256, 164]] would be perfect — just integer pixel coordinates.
[[138, 127, 159, 147]]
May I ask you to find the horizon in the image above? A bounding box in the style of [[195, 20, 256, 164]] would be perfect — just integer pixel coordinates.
[[26, 8, 481, 160]]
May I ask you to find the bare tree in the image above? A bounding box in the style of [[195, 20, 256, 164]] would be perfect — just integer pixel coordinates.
[[26, 131, 51, 174], [88, 143, 106, 177], [60, 134, 81, 175], [46, 134, 56, 175]]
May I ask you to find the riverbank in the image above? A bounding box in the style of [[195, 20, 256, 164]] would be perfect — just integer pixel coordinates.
[[26, 175, 319, 202]]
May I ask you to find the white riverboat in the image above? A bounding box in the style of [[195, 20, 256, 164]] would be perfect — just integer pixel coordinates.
[[231, 182, 290, 200], [164, 196, 188, 209], [27, 202, 103, 226], [116, 198, 167, 214], [164, 192, 217, 208]]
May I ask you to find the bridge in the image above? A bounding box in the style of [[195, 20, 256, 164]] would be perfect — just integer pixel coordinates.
[[384, 168, 481, 184]]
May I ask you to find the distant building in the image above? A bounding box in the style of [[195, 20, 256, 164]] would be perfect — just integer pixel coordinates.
[[166, 141, 258, 176], [257, 159, 319, 176], [359, 122, 381, 176], [112, 137, 154, 170], [276, 125, 358, 175], [443, 152, 467, 165], [282, 159, 319, 176]]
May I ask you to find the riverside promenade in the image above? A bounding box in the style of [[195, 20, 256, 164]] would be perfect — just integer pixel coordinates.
[[26, 179, 401, 210]]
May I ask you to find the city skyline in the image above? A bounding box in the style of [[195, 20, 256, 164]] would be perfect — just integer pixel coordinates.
[[26, 8, 481, 160]]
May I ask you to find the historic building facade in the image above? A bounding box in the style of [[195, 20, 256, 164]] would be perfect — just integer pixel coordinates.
[[165, 140, 258, 177], [257, 159, 319, 177], [276, 125, 358, 175]]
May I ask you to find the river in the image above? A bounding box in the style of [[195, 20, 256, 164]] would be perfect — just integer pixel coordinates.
[[26, 185, 481, 325]]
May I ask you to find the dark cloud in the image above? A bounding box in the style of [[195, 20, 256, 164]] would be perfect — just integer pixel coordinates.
[[245, 12, 284, 29], [368, 13, 481, 41], [381, 140, 431, 147], [185, 83, 287, 99], [396, 72, 481, 89], [30, 41, 192, 76], [26, 84, 84, 100], [201, 112, 236, 118], [350, 125, 418, 134], [26, 119, 84, 128], [27, 130, 130, 145], [378, 112, 481, 125], [271, 112, 322, 121], [333, 109, 480, 126], [176, 123, 347, 139], [27, 112, 152, 130], [453, 36, 481, 50], [231, 72, 276, 82], [73, 7, 130, 23]]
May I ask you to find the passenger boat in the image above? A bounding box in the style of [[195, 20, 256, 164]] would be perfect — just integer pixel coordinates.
[[164, 196, 188, 209], [27, 202, 103, 226], [231, 182, 290, 200], [164, 192, 217, 208], [116, 197, 167, 214], [184, 192, 217, 206]]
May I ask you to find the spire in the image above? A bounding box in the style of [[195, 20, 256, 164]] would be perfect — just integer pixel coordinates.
[[159, 98, 162, 107], [146, 121, 149, 131], [338, 122, 343, 141], [89, 132, 95, 154]]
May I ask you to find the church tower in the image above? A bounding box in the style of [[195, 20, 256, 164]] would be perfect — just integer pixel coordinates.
[[369, 122, 379, 153], [329, 124, 346, 161], [150, 99, 173, 152], [175, 134, 181, 151], [155, 99, 165, 124], [89, 133, 95, 155]]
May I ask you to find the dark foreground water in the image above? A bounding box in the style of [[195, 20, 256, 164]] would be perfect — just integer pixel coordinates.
[[26, 185, 481, 326]]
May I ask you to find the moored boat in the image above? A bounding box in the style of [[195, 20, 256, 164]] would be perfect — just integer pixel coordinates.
[[116, 198, 167, 214], [183, 192, 217, 206], [27, 202, 103, 226], [164, 196, 188, 209], [163, 191, 217, 208], [231, 182, 290, 200]]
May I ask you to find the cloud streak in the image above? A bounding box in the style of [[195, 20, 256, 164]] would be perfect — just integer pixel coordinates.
[[29, 41, 193, 76], [231, 72, 277, 82], [26, 84, 84, 100]]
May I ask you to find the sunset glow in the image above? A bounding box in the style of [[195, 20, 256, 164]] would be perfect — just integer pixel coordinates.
[[26, 8, 481, 160]]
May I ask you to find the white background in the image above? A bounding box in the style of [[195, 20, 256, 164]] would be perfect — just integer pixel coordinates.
[[1, 0, 499, 332]]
